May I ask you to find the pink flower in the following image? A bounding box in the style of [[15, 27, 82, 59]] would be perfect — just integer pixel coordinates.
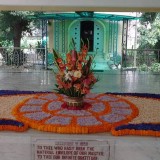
[[81, 87, 90, 94], [71, 50, 77, 62], [83, 78, 91, 86]]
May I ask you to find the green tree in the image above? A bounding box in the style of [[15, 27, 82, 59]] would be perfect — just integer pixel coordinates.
[[138, 12, 160, 63], [0, 11, 41, 47], [138, 12, 160, 49], [0, 11, 41, 66], [140, 12, 157, 24]]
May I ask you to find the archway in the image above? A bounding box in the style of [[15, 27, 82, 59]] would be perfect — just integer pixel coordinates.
[[69, 19, 104, 53]]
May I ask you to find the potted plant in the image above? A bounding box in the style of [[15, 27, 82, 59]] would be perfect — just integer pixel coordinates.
[[53, 40, 98, 109]]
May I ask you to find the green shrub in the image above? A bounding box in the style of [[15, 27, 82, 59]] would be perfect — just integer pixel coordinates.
[[139, 64, 148, 71], [150, 63, 160, 73]]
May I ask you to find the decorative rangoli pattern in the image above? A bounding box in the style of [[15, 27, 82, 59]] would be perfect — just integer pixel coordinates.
[[12, 93, 138, 134]]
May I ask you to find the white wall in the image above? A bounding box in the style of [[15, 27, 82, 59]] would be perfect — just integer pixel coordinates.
[[0, 0, 159, 8], [0, 0, 160, 11]]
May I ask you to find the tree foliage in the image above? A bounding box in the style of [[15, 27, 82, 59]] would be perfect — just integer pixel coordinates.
[[140, 12, 157, 24], [138, 12, 160, 49], [0, 11, 42, 66], [0, 11, 41, 47]]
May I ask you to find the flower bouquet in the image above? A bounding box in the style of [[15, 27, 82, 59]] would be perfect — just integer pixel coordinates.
[[53, 39, 98, 108]]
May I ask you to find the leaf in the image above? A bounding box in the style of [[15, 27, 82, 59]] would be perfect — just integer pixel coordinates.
[[53, 49, 59, 59]]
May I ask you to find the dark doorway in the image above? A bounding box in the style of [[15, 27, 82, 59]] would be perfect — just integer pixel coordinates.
[[80, 21, 94, 52]]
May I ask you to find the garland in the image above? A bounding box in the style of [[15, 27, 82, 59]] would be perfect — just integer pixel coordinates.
[[0, 119, 28, 132], [0, 90, 159, 136], [112, 123, 160, 136], [12, 93, 138, 134]]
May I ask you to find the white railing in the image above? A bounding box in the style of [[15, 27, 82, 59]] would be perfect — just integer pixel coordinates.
[[0, 47, 49, 69], [122, 49, 160, 72]]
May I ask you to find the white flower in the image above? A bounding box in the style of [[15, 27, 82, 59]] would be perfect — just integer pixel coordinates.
[[64, 71, 73, 81], [73, 70, 82, 78]]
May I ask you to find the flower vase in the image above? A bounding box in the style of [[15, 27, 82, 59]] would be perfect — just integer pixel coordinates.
[[65, 96, 84, 109]]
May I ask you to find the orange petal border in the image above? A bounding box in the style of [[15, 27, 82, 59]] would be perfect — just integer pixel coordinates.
[[12, 93, 139, 134]]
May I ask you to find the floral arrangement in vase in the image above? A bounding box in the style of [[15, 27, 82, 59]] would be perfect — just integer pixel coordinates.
[[53, 39, 98, 108]]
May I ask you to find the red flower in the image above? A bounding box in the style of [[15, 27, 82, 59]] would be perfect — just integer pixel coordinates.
[[53, 40, 98, 97], [77, 62, 82, 70], [57, 58, 63, 64], [66, 53, 72, 63], [66, 63, 73, 70], [74, 83, 81, 91], [81, 44, 88, 53], [63, 82, 72, 89]]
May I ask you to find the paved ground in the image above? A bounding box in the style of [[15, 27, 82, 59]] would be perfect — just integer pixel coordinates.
[[0, 68, 159, 94], [0, 68, 160, 160]]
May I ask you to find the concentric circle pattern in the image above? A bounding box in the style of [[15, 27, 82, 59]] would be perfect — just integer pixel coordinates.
[[12, 93, 138, 134]]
